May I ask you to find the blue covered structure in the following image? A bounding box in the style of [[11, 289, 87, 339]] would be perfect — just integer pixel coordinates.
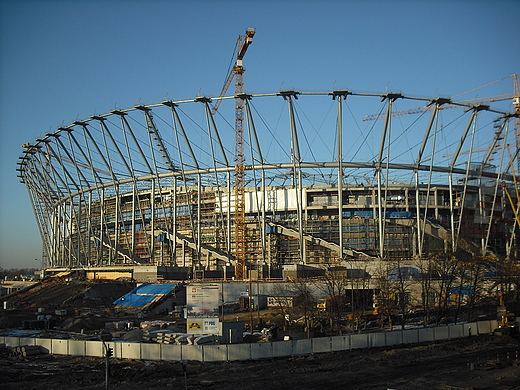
[[113, 283, 184, 308]]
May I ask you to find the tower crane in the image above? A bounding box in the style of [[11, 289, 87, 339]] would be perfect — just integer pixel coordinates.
[[365, 74, 520, 172], [362, 93, 514, 121], [442, 143, 516, 158], [362, 74, 519, 121], [214, 28, 255, 279], [212, 28, 255, 115], [513, 73, 520, 157]]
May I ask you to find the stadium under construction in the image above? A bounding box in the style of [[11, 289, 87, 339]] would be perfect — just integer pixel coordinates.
[[17, 77, 520, 284]]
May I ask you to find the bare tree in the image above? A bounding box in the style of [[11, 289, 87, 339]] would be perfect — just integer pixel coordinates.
[[415, 254, 438, 327], [0, 268, 39, 280], [432, 252, 461, 326], [314, 265, 349, 335], [372, 262, 397, 330], [286, 278, 317, 338], [464, 259, 487, 322], [270, 283, 293, 331], [496, 255, 520, 307], [390, 258, 415, 330]]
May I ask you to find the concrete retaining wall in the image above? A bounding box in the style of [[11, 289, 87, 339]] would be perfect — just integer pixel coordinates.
[[1, 320, 499, 363]]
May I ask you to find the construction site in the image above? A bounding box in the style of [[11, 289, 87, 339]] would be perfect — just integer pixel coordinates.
[[4, 27, 520, 388], [15, 53, 520, 270], [2, 278, 520, 390]]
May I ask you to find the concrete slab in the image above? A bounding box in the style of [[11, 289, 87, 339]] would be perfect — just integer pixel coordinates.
[[52, 339, 68, 355], [161, 344, 182, 361], [85, 340, 104, 357], [203, 345, 228, 362], [182, 345, 203, 361], [250, 342, 272, 360], [436, 325, 450, 340], [350, 333, 369, 349], [312, 337, 332, 353], [272, 340, 292, 357], [69, 340, 86, 356], [402, 329, 419, 344], [293, 339, 312, 356], [227, 343, 251, 361], [331, 335, 349, 351], [121, 342, 141, 360]]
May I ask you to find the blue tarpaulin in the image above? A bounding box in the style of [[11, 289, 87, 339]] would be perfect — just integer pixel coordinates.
[[113, 283, 182, 307], [114, 294, 157, 307], [136, 283, 179, 295]]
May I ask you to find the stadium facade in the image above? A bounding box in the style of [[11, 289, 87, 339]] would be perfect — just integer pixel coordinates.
[[17, 90, 520, 280]]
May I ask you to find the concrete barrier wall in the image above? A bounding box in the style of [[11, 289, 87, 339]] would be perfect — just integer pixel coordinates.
[[313, 337, 332, 353], [227, 343, 251, 360], [478, 320, 492, 334], [141, 343, 161, 361], [39, 338, 53, 354], [52, 339, 68, 355], [351, 333, 369, 349], [272, 340, 292, 358], [251, 342, 272, 360], [369, 332, 386, 348], [386, 330, 402, 346], [182, 344, 203, 361], [435, 326, 451, 340], [85, 339, 104, 357], [293, 339, 312, 355], [121, 342, 141, 360], [19, 337, 36, 347], [161, 344, 182, 360], [0, 320, 496, 363], [450, 324, 463, 339], [4, 336, 20, 348], [402, 328, 419, 344], [417, 327, 435, 342], [331, 335, 349, 351], [69, 340, 86, 356], [203, 344, 228, 362]]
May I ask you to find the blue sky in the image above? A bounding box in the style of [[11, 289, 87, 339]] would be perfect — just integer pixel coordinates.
[[0, 0, 518, 269]]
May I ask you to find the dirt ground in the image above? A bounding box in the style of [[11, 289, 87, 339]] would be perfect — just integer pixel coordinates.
[[1, 334, 520, 390], [0, 280, 136, 330]]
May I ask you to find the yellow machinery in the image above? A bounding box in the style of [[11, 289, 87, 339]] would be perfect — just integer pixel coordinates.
[[495, 290, 517, 335], [317, 298, 328, 311]]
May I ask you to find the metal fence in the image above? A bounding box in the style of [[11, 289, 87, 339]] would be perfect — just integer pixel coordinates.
[[1, 320, 497, 362]]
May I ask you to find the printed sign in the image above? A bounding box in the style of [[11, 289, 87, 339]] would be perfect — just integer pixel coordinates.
[[187, 283, 221, 334]]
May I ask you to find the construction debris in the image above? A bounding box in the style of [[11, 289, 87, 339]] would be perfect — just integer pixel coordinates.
[[7, 345, 44, 357]]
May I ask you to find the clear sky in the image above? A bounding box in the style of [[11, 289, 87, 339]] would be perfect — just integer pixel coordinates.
[[0, 0, 518, 269]]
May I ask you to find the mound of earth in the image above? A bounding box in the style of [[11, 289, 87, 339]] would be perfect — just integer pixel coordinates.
[[0, 281, 136, 330], [20, 281, 135, 309], [59, 317, 106, 333]]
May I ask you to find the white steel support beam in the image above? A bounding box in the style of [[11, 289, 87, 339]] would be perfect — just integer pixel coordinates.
[[280, 90, 305, 264], [414, 99, 448, 257], [332, 90, 351, 260], [448, 107, 482, 251], [377, 93, 402, 257]]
